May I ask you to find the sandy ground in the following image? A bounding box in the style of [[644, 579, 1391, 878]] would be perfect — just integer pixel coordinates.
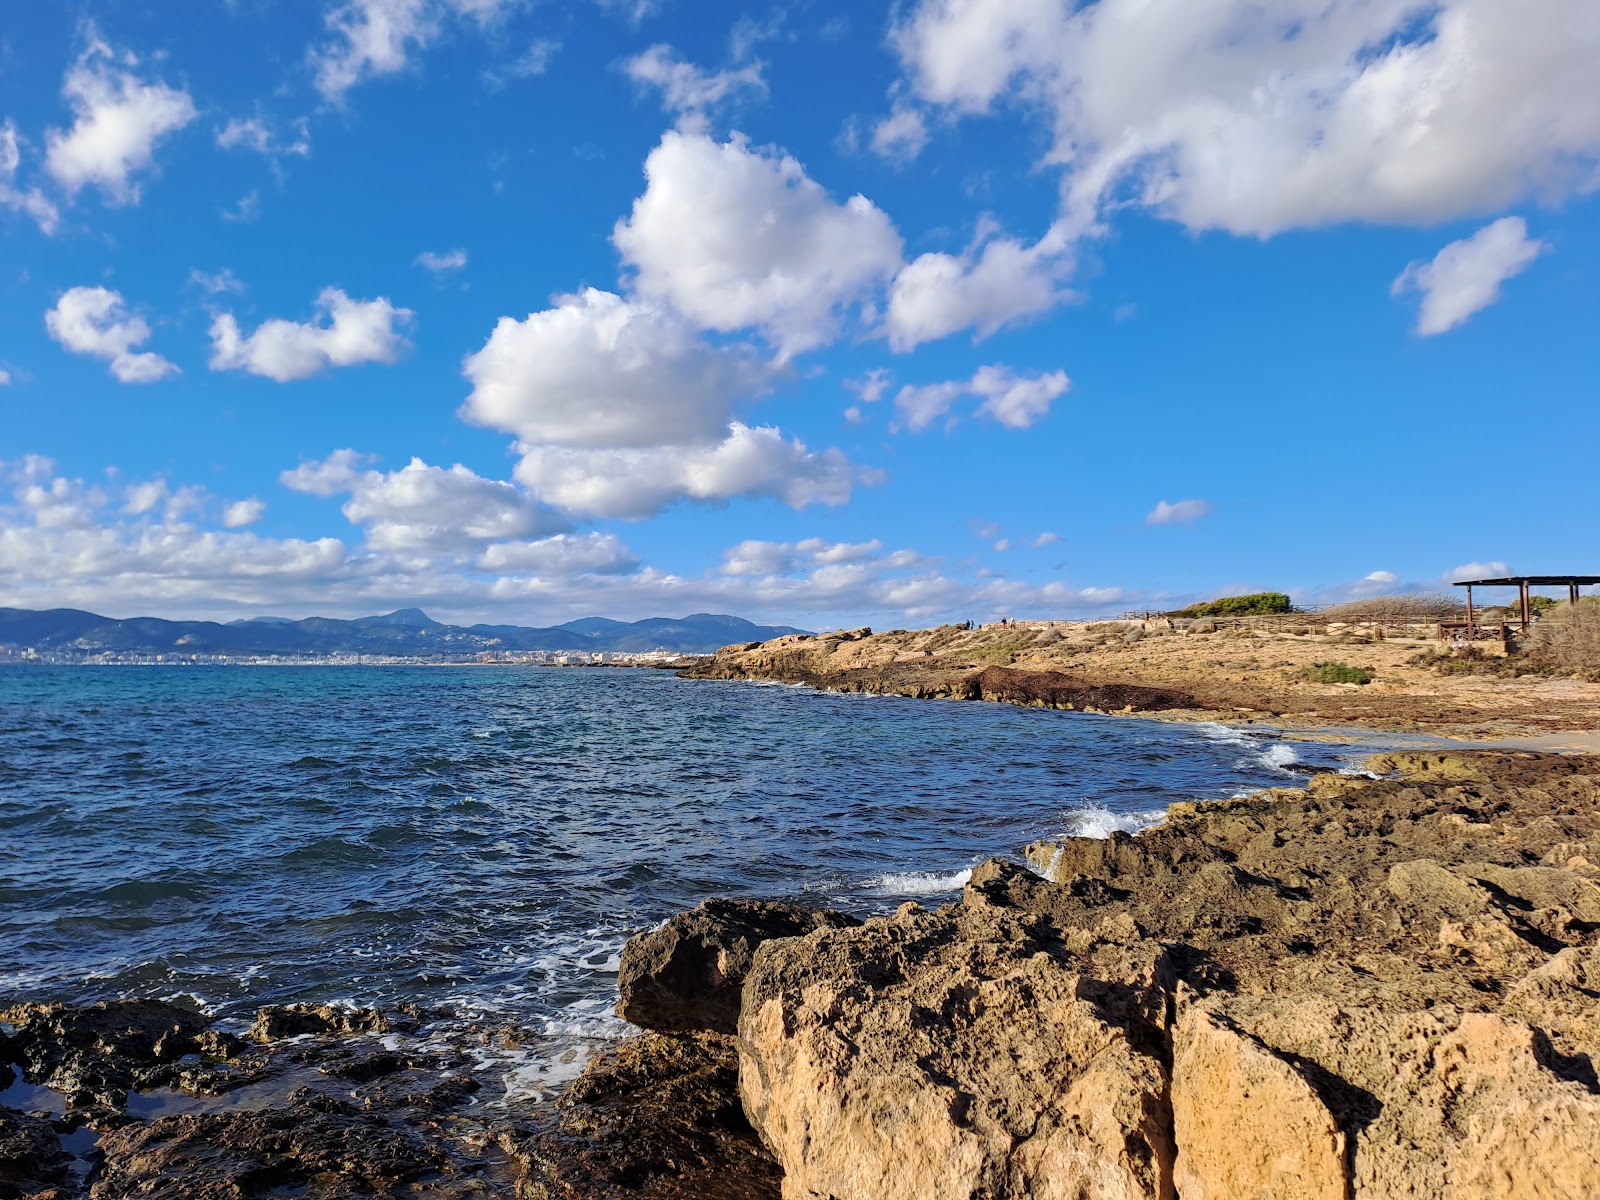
[[692, 617, 1600, 741]]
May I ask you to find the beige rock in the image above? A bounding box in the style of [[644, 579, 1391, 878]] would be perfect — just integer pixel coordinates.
[[1170, 1009, 1347, 1200], [738, 905, 1175, 1200]]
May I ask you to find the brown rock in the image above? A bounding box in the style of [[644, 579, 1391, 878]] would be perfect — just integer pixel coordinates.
[[616, 899, 860, 1035], [247, 1004, 390, 1042]]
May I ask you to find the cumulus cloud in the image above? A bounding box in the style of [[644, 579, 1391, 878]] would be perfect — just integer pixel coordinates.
[[1450, 561, 1511, 581], [1365, 570, 1400, 585], [45, 287, 179, 383], [1146, 499, 1213, 526], [45, 34, 196, 204], [613, 129, 903, 356], [209, 289, 413, 382], [283, 452, 568, 551], [1392, 217, 1547, 335], [312, 0, 517, 99], [462, 288, 768, 450], [894, 365, 1069, 432], [416, 248, 468, 275], [892, 0, 1600, 239], [1, 120, 60, 233], [511, 424, 869, 520], [222, 498, 267, 528], [622, 45, 765, 115], [885, 223, 1073, 350]]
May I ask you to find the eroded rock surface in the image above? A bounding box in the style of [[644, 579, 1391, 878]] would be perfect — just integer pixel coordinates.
[[736, 751, 1600, 1199]]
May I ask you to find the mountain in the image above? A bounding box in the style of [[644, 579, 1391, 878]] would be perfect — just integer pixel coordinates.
[[0, 607, 808, 660]]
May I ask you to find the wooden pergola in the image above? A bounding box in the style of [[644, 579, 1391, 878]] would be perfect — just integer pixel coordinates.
[[1451, 575, 1600, 638]]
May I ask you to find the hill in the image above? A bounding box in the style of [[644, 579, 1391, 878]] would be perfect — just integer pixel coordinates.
[[0, 607, 808, 660]]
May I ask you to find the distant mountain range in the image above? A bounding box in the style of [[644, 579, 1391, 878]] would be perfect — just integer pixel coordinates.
[[0, 607, 807, 659]]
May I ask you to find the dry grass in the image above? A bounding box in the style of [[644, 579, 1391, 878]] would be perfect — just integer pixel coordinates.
[[1522, 599, 1600, 680], [1319, 593, 1465, 622]]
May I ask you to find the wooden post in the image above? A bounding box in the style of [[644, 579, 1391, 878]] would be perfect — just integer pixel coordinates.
[[1571, 583, 1580, 606], [1521, 582, 1531, 628], [1466, 585, 1474, 638]]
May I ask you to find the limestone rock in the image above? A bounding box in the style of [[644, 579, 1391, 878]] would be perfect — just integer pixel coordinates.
[[617, 899, 861, 1035], [248, 1003, 390, 1042], [738, 903, 1175, 1200], [1170, 1009, 1347, 1200]]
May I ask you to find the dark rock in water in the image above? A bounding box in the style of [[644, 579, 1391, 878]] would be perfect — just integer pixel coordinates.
[[499, 1030, 780, 1200], [616, 899, 861, 1035], [248, 1004, 390, 1042], [0, 1000, 217, 1119], [0, 1107, 76, 1199]]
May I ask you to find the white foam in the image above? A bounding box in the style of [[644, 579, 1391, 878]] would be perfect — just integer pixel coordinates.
[[1258, 743, 1300, 771], [862, 867, 973, 897], [1196, 722, 1253, 746], [1060, 804, 1167, 839]]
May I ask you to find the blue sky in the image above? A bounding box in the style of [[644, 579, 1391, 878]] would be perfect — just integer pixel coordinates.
[[2, 0, 1597, 627]]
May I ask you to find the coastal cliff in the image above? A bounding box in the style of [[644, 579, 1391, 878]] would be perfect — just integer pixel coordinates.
[[618, 750, 1600, 1198]]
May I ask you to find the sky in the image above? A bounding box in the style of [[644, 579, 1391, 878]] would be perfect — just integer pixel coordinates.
[[1, 0, 1597, 628]]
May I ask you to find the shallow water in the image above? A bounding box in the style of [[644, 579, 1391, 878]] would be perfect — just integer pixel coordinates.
[[0, 665, 1390, 1089]]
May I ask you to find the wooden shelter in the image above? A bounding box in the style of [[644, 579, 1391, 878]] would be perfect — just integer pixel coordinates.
[[1450, 575, 1600, 640]]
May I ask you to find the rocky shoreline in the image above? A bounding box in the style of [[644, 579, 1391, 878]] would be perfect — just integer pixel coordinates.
[[6, 750, 1599, 1196]]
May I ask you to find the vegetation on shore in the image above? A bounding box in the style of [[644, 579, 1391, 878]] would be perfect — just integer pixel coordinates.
[[1166, 591, 1292, 618]]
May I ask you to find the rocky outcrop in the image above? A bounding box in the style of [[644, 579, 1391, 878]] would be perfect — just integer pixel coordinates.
[[733, 751, 1600, 1199], [616, 899, 861, 1035]]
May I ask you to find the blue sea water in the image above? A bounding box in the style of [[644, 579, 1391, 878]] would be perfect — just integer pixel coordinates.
[[1, 665, 1390, 1090]]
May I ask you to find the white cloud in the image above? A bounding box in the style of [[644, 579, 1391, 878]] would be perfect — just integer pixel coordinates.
[[1033, 531, 1061, 548], [45, 34, 197, 204], [1365, 570, 1399, 585], [1, 120, 60, 233], [885, 223, 1072, 350], [45, 287, 179, 384], [209, 288, 413, 382], [0, 368, 11, 387], [511, 423, 870, 520], [221, 190, 262, 223], [313, 0, 436, 99], [894, 365, 1068, 432], [613, 129, 904, 356], [478, 532, 637, 575], [1146, 498, 1213, 526], [216, 114, 311, 160], [1450, 561, 1510, 581], [416, 248, 468, 275], [123, 479, 168, 515], [871, 103, 929, 163], [968, 365, 1069, 429], [312, 0, 519, 99], [893, 380, 967, 433], [892, 0, 1600, 239], [462, 288, 769, 450], [222, 498, 267, 528], [622, 45, 765, 115], [846, 368, 893, 405], [283, 452, 568, 551], [188, 267, 247, 295], [1392, 217, 1547, 335]]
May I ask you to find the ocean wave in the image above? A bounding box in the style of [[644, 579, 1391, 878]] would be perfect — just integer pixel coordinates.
[[860, 867, 974, 897], [1059, 804, 1167, 839]]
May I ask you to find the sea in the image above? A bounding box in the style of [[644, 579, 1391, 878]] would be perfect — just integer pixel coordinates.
[[0, 665, 1393, 1099]]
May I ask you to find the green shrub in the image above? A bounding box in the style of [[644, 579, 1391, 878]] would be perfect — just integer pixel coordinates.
[[1168, 592, 1293, 618], [1303, 661, 1374, 685]]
